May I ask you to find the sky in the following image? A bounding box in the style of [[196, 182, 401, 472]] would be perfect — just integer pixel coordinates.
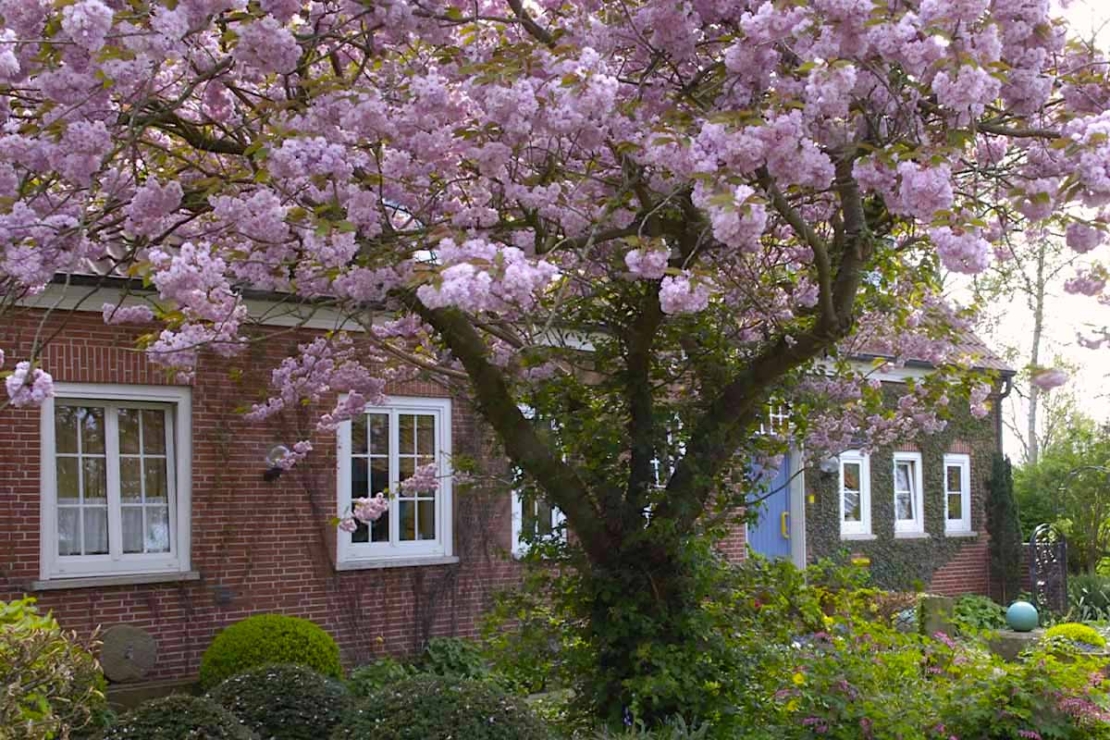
[[981, 0, 1110, 460]]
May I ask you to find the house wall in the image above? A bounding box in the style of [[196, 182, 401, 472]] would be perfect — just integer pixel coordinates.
[[803, 388, 1000, 595], [0, 309, 523, 681]]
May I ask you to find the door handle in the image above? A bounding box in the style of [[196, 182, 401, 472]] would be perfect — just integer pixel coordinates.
[[781, 511, 790, 539]]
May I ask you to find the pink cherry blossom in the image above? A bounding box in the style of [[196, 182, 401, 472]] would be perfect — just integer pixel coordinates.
[[1031, 368, 1069, 391], [5, 361, 54, 407]]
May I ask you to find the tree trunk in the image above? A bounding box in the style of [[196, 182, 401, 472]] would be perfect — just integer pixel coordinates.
[[1026, 245, 1046, 465]]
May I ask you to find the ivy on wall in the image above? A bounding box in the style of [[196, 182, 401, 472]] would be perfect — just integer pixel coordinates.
[[805, 389, 998, 591]]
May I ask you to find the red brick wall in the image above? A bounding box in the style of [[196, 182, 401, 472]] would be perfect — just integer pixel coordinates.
[[928, 538, 990, 596], [0, 308, 523, 681]]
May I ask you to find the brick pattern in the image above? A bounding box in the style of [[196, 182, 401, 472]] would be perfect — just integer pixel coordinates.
[[928, 538, 991, 596], [0, 309, 523, 680], [0, 307, 996, 685]]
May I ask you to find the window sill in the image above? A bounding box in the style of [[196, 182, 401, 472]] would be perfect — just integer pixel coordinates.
[[945, 530, 978, 538], [840, 533, 877, 541], [336, 555, 460, 571], [894, 532, 930, 540], [31, 570, 200, 592]]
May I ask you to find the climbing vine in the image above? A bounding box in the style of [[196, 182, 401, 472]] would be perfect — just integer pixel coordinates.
[[806, 385, 998, 591]]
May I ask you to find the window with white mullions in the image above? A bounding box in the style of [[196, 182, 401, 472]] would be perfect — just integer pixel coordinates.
[[839, 450, 871, 537], [943, 453, 972, 534], [892, 451, 924, 534], [41, 384, 191, 581], [510, 404, 564, 556], [338, 396, 453, 564]]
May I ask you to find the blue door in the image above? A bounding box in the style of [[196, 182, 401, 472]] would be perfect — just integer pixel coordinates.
[[748, 454, 792, 560]]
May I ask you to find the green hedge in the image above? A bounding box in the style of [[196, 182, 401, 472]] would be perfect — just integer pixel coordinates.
[[209, 663, 350, 740], [98, 695, 253, 740], [199, 614, 342, 689], [331, 675, 556, 740]]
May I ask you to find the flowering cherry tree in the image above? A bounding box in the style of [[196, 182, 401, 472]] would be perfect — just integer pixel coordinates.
[[2, 0, 1109, 722]]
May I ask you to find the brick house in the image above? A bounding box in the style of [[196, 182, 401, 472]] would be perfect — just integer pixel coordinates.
[[0, 280, 1012, 686]]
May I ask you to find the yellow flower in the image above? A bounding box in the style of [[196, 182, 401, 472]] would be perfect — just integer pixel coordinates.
[[792, 672, 806, 686], [785, 699, 800, 712]]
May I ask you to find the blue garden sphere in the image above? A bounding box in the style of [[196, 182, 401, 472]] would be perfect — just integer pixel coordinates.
[[1006, 600, 1039, 632]]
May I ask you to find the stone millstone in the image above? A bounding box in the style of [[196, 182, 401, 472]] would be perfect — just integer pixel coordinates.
[[100, 625, 157, 683]]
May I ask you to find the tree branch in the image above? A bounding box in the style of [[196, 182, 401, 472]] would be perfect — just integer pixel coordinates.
[[397, 290, 612, 562]]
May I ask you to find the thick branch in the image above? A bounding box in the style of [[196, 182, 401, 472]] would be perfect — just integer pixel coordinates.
[[398, 291, 612, 562], [657, 157, 872, 531], [506, 0, 556, 46], [623, 286, 665, 524]]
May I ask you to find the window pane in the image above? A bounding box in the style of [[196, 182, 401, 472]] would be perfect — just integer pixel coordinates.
[[56, 457, 80, 503], [895, 492, 913, 521], [536, 499, 554, 537], [842, 462, 860, 491], [122, 507, 144, 553], [84, 507, 108, 554], [351, 414, 368, 456], [146, 506, 170, 552], [400, 415, 415, 454], [370, 511, 389, 543], [369, 414, 389, 456], [416, 415, 435, 454], [843, 490, 861, 522], [398, 457, 415, 489], [79, 407, 105, 454], [399, 500, 416, 540], [119, 408, 141, 454], [55, 405, 79, 454], [351, 457, 368, 499], [121, 458, 142, 503], [417, 500, 436, 540], [895, 462, 912, 492], [58, 508, 80, 556], [946, 465, 962, 492], [948, 493, 963, 521], [144, 458, 168, 504], [370, 461, 389, 496], [83, 458, 107, 501], [142, 409, 166, 454]]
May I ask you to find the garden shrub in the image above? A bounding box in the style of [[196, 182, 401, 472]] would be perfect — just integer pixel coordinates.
[[951, 594, 1007, 634], [1044, 622, 1107, 649], [208, 663, 350, 740], [331, 675, 556, 740], [347, 657, 415, 698], [0, 597, 108, 740], [98, 695, 254, 740], [939, 645, 1110, 740], [1069, 573, 1110, 621], [198, 614, 342, 689], [418, 636, 491, 680]]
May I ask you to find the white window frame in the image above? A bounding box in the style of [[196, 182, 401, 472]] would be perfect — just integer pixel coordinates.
[[336, 396, 453, 566], [510, 403, 564, 556], [40, 383, 192, 581], [511, 491, 565, 557], [943, 453, 972, 534], [839, 451, 871, 537], [892, 451, 925, 534]]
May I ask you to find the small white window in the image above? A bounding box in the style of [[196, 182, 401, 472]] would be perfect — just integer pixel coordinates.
[[337, 396, 452, 565], [892, 451, 924, 534], [944, 453, 972, 533], [40, 384, 192, 580], [510, 404, 564, 555], [511, 491, 564, 557], [839, 451, 871, 537]]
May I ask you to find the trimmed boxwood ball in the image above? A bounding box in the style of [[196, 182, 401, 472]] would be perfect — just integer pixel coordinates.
[[199, 614, 342, 689], [331, 675, 556, 740], [1044, 622, 1107, 649], [97, 694, 255, 740], [209, 663, 350, 740]]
